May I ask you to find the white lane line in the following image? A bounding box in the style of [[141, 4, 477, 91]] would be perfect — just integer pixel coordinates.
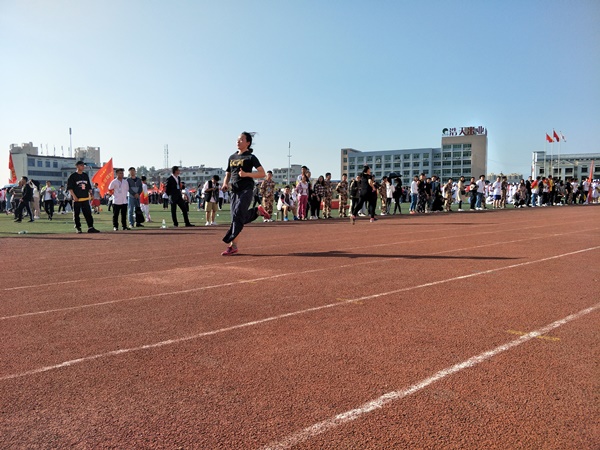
[[261, 301, 600, 450], [2, 227, 595, 321], [1, 245, 598, 381], [2, 221, 562, 291]]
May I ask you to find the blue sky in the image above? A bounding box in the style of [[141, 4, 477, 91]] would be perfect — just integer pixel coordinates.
[[1, 0, 599, 181]]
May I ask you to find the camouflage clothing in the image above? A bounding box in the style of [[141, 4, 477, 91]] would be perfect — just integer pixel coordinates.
[[260, 179, 276, 216], [336, 180, 349, 217], [322, 179, 333, 218]]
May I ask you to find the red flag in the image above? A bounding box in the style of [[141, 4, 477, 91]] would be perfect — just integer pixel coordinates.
[[545, 133, 554, 143], [159, 182, 165, 193], [91, 158, 114, 196], [553, 130, 560, 142], [8, 153, 17, 183]]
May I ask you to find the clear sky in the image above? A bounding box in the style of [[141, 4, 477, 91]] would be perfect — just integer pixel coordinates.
[[2, 0, 599, 182]]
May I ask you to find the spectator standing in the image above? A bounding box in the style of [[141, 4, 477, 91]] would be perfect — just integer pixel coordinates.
[[67, 161, 99, 233], [140, 176, 152, 222], [476, 175, 486, 210], [335, 174, 349, 218], [392, 178, 403, 214], [91, 183, 102, 214], [351, 165, 377, 223], [259, 170, 276, 222], [409, 175, 419, 214], [295, 174, 309, 220], [165, 166, 194, 227], [456, 176, 467, 211], [14, 177, 34, 223], [40, 180, 56, 220], [56, 186, 66, 214], [107, 168, 130, 231], [322, 173, 333, 219], [203, 175, 220, 226], [127, 167, 143, 227]]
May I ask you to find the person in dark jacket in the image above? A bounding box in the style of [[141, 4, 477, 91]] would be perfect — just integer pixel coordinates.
[[14, 177, 34, 223]]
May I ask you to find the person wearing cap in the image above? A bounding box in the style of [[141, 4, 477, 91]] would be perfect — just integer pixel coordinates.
[[67, 161, 100, 233], [107, 168, 130, 231]]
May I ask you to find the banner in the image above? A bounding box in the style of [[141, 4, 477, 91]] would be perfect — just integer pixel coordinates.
[[91, 158, 114, 196], [8, 153, 17, 183]]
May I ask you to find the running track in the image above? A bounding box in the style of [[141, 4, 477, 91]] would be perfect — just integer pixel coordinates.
[[1, 206, 599, 449]]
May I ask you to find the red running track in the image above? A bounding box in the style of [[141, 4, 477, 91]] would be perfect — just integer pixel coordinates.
[[1, 206, 599, 449]]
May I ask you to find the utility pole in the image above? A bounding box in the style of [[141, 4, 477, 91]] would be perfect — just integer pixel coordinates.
[[69, 128, 72, 158], [287, 142, 292, 185], [164, 144, 169, 169]]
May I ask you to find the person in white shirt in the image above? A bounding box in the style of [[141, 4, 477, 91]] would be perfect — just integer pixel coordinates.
[[476, 175, 486, 210], [409, 175, 419, 214], [107, 168, 131, 230], [492, 176, 502, 209]]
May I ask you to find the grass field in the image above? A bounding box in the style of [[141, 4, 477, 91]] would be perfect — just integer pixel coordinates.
[[0, 200, 522, 236]]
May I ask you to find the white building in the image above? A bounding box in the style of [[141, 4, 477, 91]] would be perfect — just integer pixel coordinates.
[[341, 126, 488, 186], [271, 164, 302, 185], [532, 151, 600, 180], [9, 142, 101, 187]]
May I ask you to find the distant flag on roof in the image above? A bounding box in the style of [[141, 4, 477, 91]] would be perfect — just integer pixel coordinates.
[[546, 133, 554, 143], [553, 130, 560, 142], [560, 132, 567, 142]]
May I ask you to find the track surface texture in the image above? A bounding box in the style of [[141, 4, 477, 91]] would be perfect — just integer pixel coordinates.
[[1, 206, 599, 449]]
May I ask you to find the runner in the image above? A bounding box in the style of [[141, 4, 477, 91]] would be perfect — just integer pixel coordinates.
[[220, 132, 270, 256]]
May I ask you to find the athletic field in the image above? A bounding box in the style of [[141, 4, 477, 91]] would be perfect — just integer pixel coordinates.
[[1, 205, 598, 449]]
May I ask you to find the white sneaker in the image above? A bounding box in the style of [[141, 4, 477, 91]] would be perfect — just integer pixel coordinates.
[[211, 221, 217, 226], [205, 221, 211, 226], [458, 209, 464, 211]]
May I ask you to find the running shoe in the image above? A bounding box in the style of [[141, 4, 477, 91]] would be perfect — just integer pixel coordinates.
[[221, 246, 238, 256], [257, 205, 271, 220], [88, 227, 100, 233]]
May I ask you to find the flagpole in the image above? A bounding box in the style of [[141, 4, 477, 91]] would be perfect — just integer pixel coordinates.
[[544, 139, 547, 177]]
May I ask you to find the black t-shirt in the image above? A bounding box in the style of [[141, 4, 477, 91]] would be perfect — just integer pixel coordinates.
[[226, 151, 261, 193], [360, 173, 373, 196], [67, 171, 92, 200]]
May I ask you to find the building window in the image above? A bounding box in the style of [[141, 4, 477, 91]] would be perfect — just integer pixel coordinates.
[[433, 161, 441, 167], [413, 153, 420, 159], [412, 170, 420, 176], [349, 165, 355, 170], [28, 158, 35, 167], [463, 151, 471, 157], [452, 145, 462, 150], [375, 164, 382, 169], [404, 154, 410, 160], [403, 170, 410, 176], [433, 153, 441, 159], [366, 156, 373, 162], [412, 162, 420, 167], [453, 152, 461, 159], [357, 157, 364, 163], [384, 163, 391, 169], [45, 161, 51, 167], [393, 163, 401, 169], [463, 168, 471, 175], [394, 155, 402, 161], [343, 158, 347, 163], [384, 155, 391, 161], [463, 144, 471, 150], [443, 152, 451, 159], [443, 145, 451, 150], [462, 160, 471, 166], [403, 162, 410, 168], [349, 157, 355, 163], [443, 161, 451, 166], [37, 160, 43, 167], [53, 161, 58, 168], [442, 169, 451, 175]]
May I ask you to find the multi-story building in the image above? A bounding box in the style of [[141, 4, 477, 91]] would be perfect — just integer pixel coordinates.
[[488, 172, 524, 184], [341, 126, 488, 186], [74, 147, 101, 166], [532, 151, 600, 180], [9, 142, 101, 187], [271, 164, 302, 185]]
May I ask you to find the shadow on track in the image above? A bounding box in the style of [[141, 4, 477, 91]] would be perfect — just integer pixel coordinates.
[[245, 250, 518, 261]]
